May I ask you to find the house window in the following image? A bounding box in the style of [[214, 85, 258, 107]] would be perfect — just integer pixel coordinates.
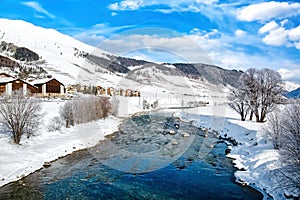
[[0, 84, 5, 94]]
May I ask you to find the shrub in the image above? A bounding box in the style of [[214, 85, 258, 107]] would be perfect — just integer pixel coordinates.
[[60, 96, 112, 127], [47, 116, 64, 132]]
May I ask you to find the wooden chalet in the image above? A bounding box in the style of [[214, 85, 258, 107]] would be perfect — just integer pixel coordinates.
[[0, 74, 37, 96], [32, 78, 65, 97]]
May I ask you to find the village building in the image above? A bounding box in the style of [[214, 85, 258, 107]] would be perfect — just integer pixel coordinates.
[[65, 85, 77, 95], [0, 73, 37, 95], [107, 87, 115, 96], [119, 89, 125, 96], [132, 90, 141, 97], [95, 86, 107, 96], [32, 78, 65, 97], [125, 89, 132, 97]]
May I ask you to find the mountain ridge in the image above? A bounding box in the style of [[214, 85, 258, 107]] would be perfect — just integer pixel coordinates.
[[284, 87, 300, 99], [0, 18, 242, 93]]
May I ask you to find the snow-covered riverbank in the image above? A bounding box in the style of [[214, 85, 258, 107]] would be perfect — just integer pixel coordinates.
[[0, 98, 296, 200], [0, 100, 122, 187], [176, 104, 293, 200]]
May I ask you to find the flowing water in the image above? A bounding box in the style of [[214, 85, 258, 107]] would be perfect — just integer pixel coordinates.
[[0, 112, 263, 200]]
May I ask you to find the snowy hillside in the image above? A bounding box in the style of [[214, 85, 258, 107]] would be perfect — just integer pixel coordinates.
[[0, 18, 237, 100], [283, 81, 300, 92], [0, 18, 109, 84]]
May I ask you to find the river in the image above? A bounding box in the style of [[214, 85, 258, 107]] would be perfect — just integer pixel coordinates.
[[0, 111, 263, 200]]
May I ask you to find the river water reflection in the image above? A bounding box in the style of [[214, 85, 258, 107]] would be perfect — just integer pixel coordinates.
[[0, 112, 263, 200]]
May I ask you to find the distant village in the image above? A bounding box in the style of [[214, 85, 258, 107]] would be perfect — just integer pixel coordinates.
[[0, 72, 141, 98]]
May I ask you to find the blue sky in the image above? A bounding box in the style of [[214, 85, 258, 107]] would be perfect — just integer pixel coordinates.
[[1, 0, 300, 83]]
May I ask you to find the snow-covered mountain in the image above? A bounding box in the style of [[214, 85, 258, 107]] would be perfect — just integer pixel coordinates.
[[284, 87, 300, 99], [283, 81, 300, 92], [0, 18, 242, 99], [0, 18, 111, 84]]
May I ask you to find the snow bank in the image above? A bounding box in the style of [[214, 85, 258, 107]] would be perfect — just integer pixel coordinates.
[[177, 104, 295, 200], [0, 100, 121, 187]]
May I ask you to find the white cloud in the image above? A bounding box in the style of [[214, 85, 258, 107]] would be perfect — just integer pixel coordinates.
[[258, 21, 278, 34], [21, 1, 55, 19], [108, 0, 144, 11], [234, 29, 247, 37], [108, 0, 219, 12], [278, 68, 300, 82], [295, 42, 300, 50], [258, 21, 300, 48], [34, 14, 45, 19], [237, 1, 300, 22], [74, 32, 106, 47], [99, 33, 212, 64], [262, 26, 289, 46], [289, 25, 300, 41], [236, 2, 300, 50], [73, 24, 134, 46]]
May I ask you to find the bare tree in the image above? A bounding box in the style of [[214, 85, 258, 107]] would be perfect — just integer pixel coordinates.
[[96, 97, 112, 119], [228, 89, 250, 121], [47, 116, 64, 132], [110, 96, 119, 116], [59, 100, 75, 128], [73, 96, 95, 123], [256, 69, 283, 122], [229, 68, 283, 122], [266, 101, 300, 194], [240, 68, 259, 121], [265, 109, 283, 149], [0, 90, 42, 144]]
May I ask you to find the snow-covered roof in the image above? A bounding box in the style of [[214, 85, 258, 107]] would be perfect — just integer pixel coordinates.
[[0, 72, 15, 78], [0, 77, 16, 83], [30, 78, 53, 85], [0, 78, 37, 88], [31, 78, 64, 86]]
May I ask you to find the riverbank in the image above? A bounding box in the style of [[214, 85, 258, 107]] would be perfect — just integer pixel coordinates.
[[176, 105, 290, 200], [0, 101, 122, 188]]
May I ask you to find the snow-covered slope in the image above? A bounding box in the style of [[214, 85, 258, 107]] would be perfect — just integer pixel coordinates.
[[0, 18, 237, 100], [283, 81, 300, 92], [0, 18, 109, 84]]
